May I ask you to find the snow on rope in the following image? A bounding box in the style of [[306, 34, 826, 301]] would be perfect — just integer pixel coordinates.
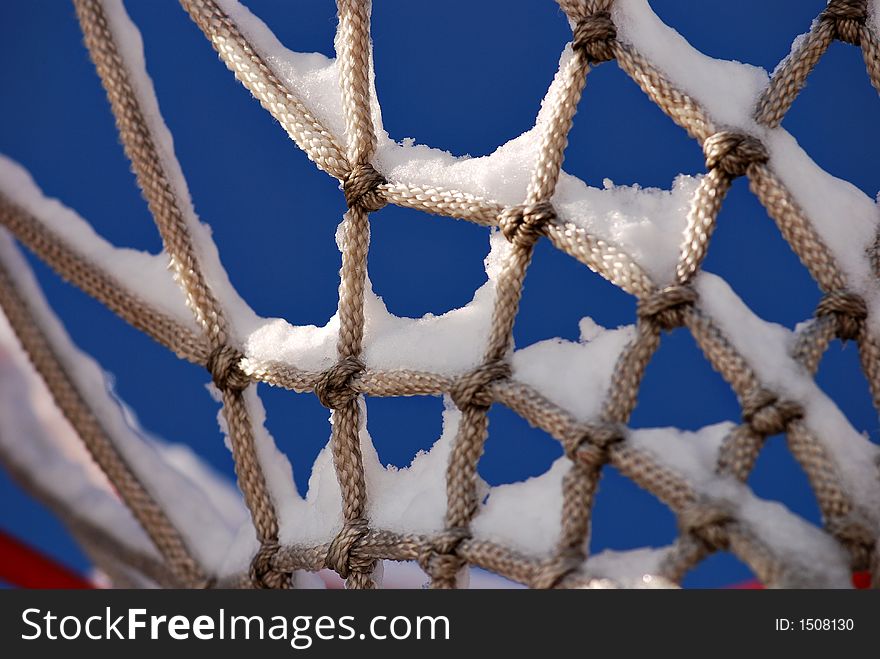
[[0, 0, 878, 588]]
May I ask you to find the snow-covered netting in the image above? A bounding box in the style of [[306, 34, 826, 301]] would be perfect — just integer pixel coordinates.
[[0, 0, 879, 588]]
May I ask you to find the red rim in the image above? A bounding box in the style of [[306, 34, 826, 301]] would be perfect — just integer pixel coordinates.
[[732, 572, 870, 589], [0, 529, 93, 589], [0, 528, 870, 590]]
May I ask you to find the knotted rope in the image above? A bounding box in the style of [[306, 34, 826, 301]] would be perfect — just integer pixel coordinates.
[[3, 0, 876, 591], [637, 285, 697, 331], [206, 344, 250, 392], [816, 291, 867, 342], [572, 11, 617, 64], [821, 0, 867, 46], [315, 356, 365, 409], [343, 162, 387, 213], [702, 131, 769, 178]]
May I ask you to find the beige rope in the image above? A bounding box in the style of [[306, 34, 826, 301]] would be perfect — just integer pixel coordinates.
[[179, 0, 348, 180], [0, 252, 205, 586], [2, 0, 879, 588], [74, 0, 285, 588], [74, 0, 228, 345], [313, 0, 387, 590], [0, 194, 210, 364]]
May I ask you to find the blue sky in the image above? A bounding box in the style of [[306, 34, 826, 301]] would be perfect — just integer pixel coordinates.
[[0, 0, 877, 587]]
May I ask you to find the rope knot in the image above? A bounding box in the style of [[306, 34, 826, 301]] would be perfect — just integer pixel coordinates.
[[498, 201, 555, 249], [566, 422, 625, 468], [343, 163, 387, 212], [417, 527, 469, 581], [314, 356, 364, 409], [249, 542, 289, 589], [702, 131, 768, 178], [637, 285, 697, 331], [531, 547, 584, 589], [326, 518, 373, 579], [679, 502, 733, 551], [816, 290, 867, 342], [449, 360, 511, 410], [206, 344, 249, 392], [742, 387, 803, 436], [821, 0, 866, 45], [572, 11, 617, 64]]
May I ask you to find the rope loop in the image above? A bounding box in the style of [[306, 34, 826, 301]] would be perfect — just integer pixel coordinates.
[[343, 162, 387, 212], [702, 131, 769, 178], [449, 360, 511, 410], [679, 502, 733, 552], [498, 201, 556, 249], [741, 387, 803, 436], [637, 285, 697, 331], [531, 546, 584, 589], [206, 344, 250, 392], [417, 527, 469, 582], [315, 356, 365, 409], [565, 422, 625, 469], [326, 518, 373, 579], [572, 11, 617, 64], [821, 0, 867, 45], [249, 542, 290, 589], [816, 290, 867, 342]]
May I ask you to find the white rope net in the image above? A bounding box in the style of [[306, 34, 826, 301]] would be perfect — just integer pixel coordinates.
[[0, 0, 879, 588]]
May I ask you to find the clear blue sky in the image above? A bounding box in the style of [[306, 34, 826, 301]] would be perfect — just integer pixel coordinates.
[[0, 0, 877, 587]]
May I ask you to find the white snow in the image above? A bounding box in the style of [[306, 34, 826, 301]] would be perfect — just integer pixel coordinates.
[[627, 422, 853, 587], [367, 400, 461, 535], [4, 0, 872, 377], [97, 0, 269, 347], [217, 0, 880, 333], [0, 156, 195, 330], [871, 0, 880, 38], [471, 457, 568, 555], [696, 273, 880, 529], [612, 0, 770, 129], [215, 0, 351, 146], [612, 0, 880, 327], [511, 321, 635, 421], [585, 547, 668, 582], [627, 422, 732, 487], [766, 128, 877, 293]]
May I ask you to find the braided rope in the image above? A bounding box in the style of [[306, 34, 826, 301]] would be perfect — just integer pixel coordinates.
[[1, 0, 878, 588], [0, 252, 205, 586], [74, 0, 285, 588]]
